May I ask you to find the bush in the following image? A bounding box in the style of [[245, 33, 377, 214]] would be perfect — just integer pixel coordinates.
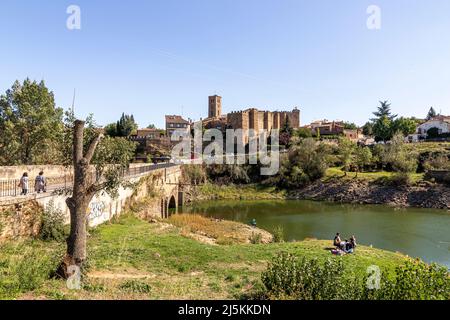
[[40, 200, 66, 242], [373, 259, 450, 300], [261, 253, 363, 300], [257, 253, 449, 300], [272, 226, 284, 243], [182, 165, 207, 185], [390, 172, 413, 186], [274, 138, 329, 188], [249, 232, 263, 244]]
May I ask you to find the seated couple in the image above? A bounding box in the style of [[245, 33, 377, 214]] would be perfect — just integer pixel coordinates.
[[333, 233, 357, 254]]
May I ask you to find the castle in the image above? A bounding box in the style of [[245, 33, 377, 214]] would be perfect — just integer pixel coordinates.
[[204, 95, 300, 143]]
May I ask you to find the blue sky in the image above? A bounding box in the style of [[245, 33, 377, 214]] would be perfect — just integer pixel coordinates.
[[1, 0, 449, 128]]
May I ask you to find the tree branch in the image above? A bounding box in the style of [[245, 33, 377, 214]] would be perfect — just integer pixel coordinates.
[[87, 181, 108, 196], [73, 120, 85, 166], [85, 132, 103, 164]]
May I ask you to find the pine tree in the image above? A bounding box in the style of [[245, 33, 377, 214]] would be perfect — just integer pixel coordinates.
[[426, 107, 437, 120], [371, 100, 397, 122]]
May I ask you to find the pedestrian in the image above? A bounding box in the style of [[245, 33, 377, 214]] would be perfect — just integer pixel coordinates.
[[18, 172, 29, 195], [35, 171, 46, 193]]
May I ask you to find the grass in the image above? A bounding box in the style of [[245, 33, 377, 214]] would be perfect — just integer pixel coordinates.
[[404, 142, 450, 154], [325, 167, 425, 183], [0, 214, 408, 300], [195, 183, 287, 200]]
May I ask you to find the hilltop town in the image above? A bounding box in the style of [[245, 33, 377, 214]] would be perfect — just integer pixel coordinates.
[[121, 95, 449, 163]]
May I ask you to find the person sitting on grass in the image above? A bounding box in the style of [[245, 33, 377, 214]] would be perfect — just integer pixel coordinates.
[[333, 233, 341, 247]]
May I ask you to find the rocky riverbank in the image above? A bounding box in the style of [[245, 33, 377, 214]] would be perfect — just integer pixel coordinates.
[[288, 180, 450, 210], [184, 181, 450, 210]]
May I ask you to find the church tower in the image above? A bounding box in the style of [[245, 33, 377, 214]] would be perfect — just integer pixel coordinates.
[[208, 95, 222, 118]]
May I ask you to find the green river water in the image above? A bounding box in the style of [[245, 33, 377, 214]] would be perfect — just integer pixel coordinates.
[[180, 200, 450, 268]]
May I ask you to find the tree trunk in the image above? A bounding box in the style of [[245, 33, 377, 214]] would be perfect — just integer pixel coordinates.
[[57, 120, 102, 279]]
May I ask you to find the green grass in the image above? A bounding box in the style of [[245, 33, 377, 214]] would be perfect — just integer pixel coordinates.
[[195, 183, 287, 200], [0, 214, 407, 300], [405, 142, 450, 154], [325, 167, 425, 183]]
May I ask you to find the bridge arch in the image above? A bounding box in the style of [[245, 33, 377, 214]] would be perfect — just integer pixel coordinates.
[[168, 195, 177, 216]]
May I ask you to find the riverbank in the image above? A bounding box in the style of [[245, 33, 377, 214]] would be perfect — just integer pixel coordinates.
[[289, 179, 450, 210], [0, 214, 408, 300], [185, 179, 450, 210]]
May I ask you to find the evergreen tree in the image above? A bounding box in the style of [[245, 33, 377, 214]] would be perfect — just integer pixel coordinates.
[[115, 113, 138, 137], [426, 107, 437, 120], [371, 101, 397, 142], [371, 100, 397, 122]]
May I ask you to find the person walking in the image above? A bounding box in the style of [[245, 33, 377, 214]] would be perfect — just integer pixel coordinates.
[[34, 171, 46, 193], [18, 172, 29, 195]]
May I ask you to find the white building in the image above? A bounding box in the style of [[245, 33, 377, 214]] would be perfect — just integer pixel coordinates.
[[408, 116, 450, 142]]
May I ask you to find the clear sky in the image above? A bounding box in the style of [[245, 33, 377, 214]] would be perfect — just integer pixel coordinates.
[[1, 0, 449, 128]]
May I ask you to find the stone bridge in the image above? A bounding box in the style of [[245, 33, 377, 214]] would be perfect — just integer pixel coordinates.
[[0, 163, 184, 241]]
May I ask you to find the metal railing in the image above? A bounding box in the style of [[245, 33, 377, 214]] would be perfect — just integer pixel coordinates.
[[0, 163, 179, 199]]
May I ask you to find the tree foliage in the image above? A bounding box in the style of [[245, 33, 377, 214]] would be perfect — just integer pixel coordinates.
[[392, 117, 418, 136], [343, 122, 358, 130], [362, 122, 373, 136], [426, 107, 437, 120], [276, 138, 329, 188], [337, 137, 356, 174], [0, 79, 64, 165], [104, 113, 138, 137], [381, 133, 418, 173]]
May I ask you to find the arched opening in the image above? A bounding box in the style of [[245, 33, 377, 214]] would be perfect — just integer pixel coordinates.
[[168, 195, 177, 217]]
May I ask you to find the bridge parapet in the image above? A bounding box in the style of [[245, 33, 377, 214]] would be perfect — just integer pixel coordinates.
[[0, 164, 183, 241]]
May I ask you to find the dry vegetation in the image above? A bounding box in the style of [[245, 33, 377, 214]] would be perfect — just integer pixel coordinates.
[[168, 214, 273, 245]]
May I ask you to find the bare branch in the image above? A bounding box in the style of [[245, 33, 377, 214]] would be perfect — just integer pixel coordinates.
[[85, 132, 104, 164], [73, 120, 85, 165]]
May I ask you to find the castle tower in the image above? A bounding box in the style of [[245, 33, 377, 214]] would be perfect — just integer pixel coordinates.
[[208, 95, 222, 118]]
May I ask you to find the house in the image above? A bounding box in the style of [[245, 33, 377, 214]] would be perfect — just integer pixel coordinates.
[[165, 115, 191, 138], [135, 128, 164, 139], [408, 115, 450, 142], [308, 120, 345, 136], [343, 129, 364, 142]]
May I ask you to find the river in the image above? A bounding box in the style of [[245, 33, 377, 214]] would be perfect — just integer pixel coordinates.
[[180, 200, 450, 268]]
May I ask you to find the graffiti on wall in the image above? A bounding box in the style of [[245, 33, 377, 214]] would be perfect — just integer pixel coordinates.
[[88, 201, 106, 222]]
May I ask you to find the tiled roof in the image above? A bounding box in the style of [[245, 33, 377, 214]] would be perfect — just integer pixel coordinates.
[[165, 115, 189, 124]]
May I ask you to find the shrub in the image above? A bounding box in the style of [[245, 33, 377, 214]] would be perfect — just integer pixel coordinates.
[[40, 200, 66, 242], [182, 165, 207, 185], [258, 253, 449, 300], [274, 138, 329, 188], [272, 226, 284, 243], [249, 232, 263, 244], [373, 259, 450, 300], [390, 172, 413, 186], [261, 253, 363, 300]]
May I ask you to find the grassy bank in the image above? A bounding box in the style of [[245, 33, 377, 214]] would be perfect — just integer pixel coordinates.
[[191, 183, 287, 201], [0, 215, 407, 300], [324, 167, 425, 183]]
